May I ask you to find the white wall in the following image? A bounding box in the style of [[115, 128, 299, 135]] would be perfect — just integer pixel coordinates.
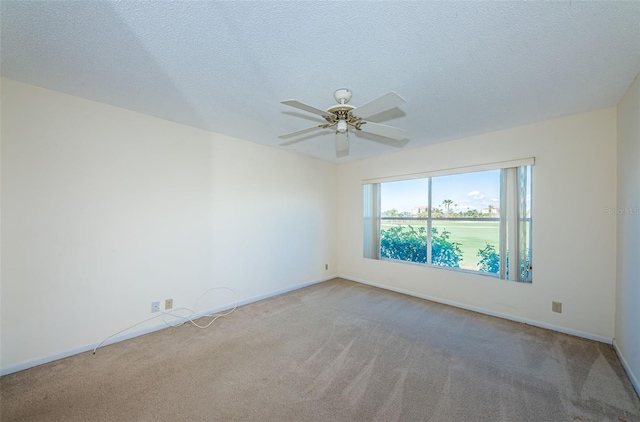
[[0, 77, 627, 377], [615, 71, 640, 394], [0, 79, 337, 373], [338, 108, 618, 341]]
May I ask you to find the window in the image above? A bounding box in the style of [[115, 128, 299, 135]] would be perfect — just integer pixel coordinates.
[[363, 159, 533, 283]]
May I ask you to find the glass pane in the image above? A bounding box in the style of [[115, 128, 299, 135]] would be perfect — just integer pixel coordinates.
[[380, 179, 429, 263], [431, 170, 501, 272]]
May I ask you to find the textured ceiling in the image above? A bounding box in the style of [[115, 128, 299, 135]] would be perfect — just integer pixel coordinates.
[[1, 1, 639, 163]]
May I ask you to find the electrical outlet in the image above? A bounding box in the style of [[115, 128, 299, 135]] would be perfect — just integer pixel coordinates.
[[151, 301, 160, 313], [325, 264, 329, 270], [552, 301, 562, 313], [165, 298, 173, 310]]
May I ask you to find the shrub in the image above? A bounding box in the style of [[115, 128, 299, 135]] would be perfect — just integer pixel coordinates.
[[380, 225, 462, 267], [477, 244, 532, 281], [477, 243, 500, 274]]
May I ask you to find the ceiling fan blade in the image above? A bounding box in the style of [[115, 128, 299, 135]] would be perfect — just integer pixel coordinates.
[[335, 131, 349, 158], [278, 125, 325, 140], [354, 131, 410, 148], [279, 138, 309, 147], [352, 92, 405, 119], [359, 121, 408, 140], [281, 100, 333, 118]]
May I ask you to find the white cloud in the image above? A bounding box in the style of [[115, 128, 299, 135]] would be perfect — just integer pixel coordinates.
[[466, 190, 486, 200]]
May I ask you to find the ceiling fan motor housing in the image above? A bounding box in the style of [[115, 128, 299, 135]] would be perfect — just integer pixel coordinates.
[[333, 88, 352, 104]]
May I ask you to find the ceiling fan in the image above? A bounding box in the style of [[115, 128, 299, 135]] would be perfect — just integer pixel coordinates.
[[279, 89, 408, 158]]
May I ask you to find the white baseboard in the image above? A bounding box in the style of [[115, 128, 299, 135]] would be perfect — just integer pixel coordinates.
[[613, 339, 640, 399], [339, 274, 613, 344], [0, 276, 334, 377]]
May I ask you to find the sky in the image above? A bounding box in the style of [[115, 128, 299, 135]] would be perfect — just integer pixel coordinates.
[[380, 169, 501, 213]]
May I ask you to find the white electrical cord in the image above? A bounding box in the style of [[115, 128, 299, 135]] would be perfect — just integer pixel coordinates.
[[93, 286, 238, 354]]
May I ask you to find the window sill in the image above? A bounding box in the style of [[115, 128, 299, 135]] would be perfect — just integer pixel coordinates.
[[379, 257, 502, 280]]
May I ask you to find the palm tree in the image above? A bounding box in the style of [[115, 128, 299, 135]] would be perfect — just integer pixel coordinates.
[[442, 199, 453, 215]]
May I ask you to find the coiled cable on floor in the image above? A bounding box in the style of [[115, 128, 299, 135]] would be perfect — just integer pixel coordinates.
[[93, 286, 238, 354]]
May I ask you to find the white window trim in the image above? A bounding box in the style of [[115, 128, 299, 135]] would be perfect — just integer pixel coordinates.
[[362, 158, 535, 185], [363, 158, 534, 283]]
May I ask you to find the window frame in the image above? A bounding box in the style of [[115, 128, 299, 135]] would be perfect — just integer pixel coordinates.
[[363, 158, 534, 283]]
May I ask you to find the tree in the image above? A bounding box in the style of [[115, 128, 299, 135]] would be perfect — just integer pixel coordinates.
[[432, 208, 444, 218], [442, 199, 453, 215], [464, 208, 479, 218], [383, 208, 399, 217]]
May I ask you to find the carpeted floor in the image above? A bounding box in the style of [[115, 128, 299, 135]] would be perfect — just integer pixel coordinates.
[[1, 278, 639, 421]]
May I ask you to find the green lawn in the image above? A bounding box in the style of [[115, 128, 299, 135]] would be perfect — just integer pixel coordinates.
[[381, 220, 500, 270]]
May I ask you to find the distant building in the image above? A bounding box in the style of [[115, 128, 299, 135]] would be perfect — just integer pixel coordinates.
[[481, 207, 500, 215], [411, 205, 428, 215], [411, 206, 441, 215]]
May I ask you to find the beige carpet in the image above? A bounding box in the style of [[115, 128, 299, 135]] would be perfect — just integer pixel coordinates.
[[1, 278, 639, 422]]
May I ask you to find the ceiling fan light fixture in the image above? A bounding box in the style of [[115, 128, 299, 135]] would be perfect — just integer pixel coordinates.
[[337, 119, 348, 133]]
